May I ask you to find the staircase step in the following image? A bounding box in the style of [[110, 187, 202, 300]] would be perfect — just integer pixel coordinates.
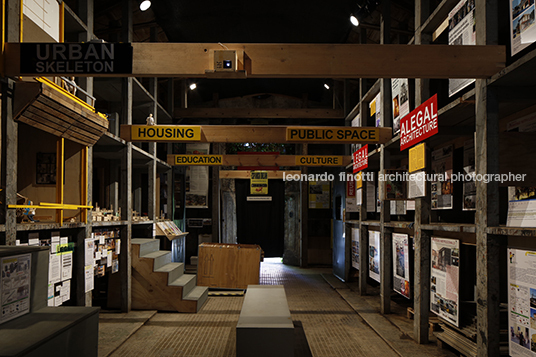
[[169, 274, 197, 298], [141, 250, 172, 270], [154, 262, 184, 284], [132, 238, 160, 256], [185, 286, 209, 312]]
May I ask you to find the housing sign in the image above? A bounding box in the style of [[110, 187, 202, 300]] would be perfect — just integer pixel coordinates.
[[508, 248, 536, 357], [19, 43, 133, 74], [130, 125, 201, 141], [400, 95, 438, 151]]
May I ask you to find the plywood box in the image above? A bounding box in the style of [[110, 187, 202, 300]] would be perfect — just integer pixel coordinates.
[[197, 243, 262, 289]]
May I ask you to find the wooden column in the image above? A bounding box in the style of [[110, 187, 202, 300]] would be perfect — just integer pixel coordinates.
[[2, 79, 17, 245], [300, 144, 308, 268], [379, 1, 392, 314], [413, 0, 432, 344], [475, 1, 500, 355], [212, 143, 221, 243], [148, 50, 158, 221], [358, 174, 368, 295], [119, 0, 133, 313]]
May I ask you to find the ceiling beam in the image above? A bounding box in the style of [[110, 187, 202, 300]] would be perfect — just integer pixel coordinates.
[[167, 154, 352, 167], [174, 108, 345, 119], [220, 170, 300, 179], [5, 43, 505, 79]]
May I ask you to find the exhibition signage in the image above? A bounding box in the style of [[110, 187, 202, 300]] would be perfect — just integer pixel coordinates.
[[409, 143, 426, 173], [19, 43, 133, 74], [130, 125, 201, 141], [286, 127, 383, 143], [250, 171, 268, 195], [353, 145, 368, 174], [400, 94, 438, 151], [295, 156, 343, 166], [172, 155, 222, 165]]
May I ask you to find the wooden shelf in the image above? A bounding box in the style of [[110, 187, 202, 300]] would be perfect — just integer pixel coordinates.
[[132, 220, 153, 225], [361, 221, 381, 227], [487, 226, 536, 237], [345, 220, 361, 225], [420, 223, 475, 233], [16, 222, 86, 231], [91, 220, 128, 227], [385, 221, 414, 229], [362, 79, 381, 103], [490, 47, 536, 87], [420, 0, 459, 35]]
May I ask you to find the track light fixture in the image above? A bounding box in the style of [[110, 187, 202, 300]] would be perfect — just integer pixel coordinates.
[[190, 83, 197, 91], [350, 14, 359, 27], [139, 0, 151, 11]]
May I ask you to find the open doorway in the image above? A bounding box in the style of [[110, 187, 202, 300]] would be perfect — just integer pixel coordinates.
[[235, 179, 285, 257]]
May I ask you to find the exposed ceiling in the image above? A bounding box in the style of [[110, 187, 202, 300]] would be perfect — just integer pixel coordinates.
[[86, 0, 418, 120]]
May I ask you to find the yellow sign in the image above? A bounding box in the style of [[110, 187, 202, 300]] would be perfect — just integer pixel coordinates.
[[409, 143, 426, 173], [295, 156, 343, 166], [131, 125, 201, 141], [355, 173, 363, 189], [173, 155, 222, 165], [286, 127, 380, 143], [250, 171, 268, 195]]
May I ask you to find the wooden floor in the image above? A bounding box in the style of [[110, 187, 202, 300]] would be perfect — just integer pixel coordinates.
[[99, 260, 456, 357]]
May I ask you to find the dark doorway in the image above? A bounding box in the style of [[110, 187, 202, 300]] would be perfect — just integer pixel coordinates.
[[236, 179, 285, 257]]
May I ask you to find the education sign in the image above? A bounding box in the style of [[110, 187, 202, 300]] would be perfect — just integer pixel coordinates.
[[172, 155, 222, 165], [400, 94, 438, 151]]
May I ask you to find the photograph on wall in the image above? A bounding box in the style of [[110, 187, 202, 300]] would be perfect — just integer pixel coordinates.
[[370, 92, 381, 127], [511, 0, 536, 56], [309, 181, 331, 209], [430, 237, 460, 326], [507, 248, 536, 356], [368, 231, 381, 283], [185, 143, 210, 208], [351, 114, 361, 154], [367, 174, 376, 213], [431, 145, 454, 210], [0, 254, 31, 324], [351, 228, 360, 270], [463, 139, 476, 211], [448, 0, 476, 96], [36, 152, 56, 185], [392, 233, 410, 299], [383, 169, 407, 200], [391, 78, 410, 135]]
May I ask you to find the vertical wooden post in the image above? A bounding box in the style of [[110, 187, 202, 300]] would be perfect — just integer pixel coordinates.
[[2, 79, 17, 245], [56, 137, 64, 224], [119, 0, 133, 313], [212, 143, 221, 243], [358, 173, 368, 295], [475, 2, 500, 355], [148, 40, 158, 221], [300, 144, 308, 268], [413, 0, 432, 344]]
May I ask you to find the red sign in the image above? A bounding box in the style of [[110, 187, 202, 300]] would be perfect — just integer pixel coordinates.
[[347, 179, 356, 198], [400, 94, 438, 151], [353, 145, 368, 173]]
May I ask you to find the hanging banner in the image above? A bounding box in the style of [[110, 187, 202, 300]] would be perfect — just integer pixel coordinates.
[[353, 145, 368, 174], [392, 78, 410, 135], [250, 171, 268, 195], [510, 0, 536, 56], [507, 248, 536, 356], [448, 0, 476, 96], [368, 231, 381, 283], [351, 228, 360, 270], [400, 94, 438, 151], [431, 145, 454, 210], [370, 92, 381, 127], [431, 237, 460, 327], [393, 234, 410, 299], [346, 178, 359, 212]]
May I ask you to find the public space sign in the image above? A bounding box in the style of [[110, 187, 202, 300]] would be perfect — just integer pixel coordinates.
[[400, 94, 438, 151], [286, 127, 386, 143]]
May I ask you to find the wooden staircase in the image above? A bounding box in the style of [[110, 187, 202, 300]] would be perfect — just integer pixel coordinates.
[[131, 238, 208, 313]]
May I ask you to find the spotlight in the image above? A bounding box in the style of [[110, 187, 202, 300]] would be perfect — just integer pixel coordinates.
[[189, 83, 197, 90], [140, 0, 151, 11], [350, 15, 359, 27], [324, 83, 330, 90]]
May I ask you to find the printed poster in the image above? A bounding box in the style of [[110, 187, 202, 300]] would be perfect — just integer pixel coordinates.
[[430, 237, 460, 326], [393, 233, 410, 299], [351, 228, 360, 270], [309, 181, 330, 209], [1, 254, 31, 324], [391, 78, 410, 135], [368, 231, 381, 283], [507, 248, 536, 356], [250, 171, 268, 195], [463, 139, 476, 210], [185, 143, 210, 208], [448, 0, 476, 96], [431, 145, 454, 210], [351, 113, 361, 154], [370, 93, 381, 127], [511, 0, 536, 56]]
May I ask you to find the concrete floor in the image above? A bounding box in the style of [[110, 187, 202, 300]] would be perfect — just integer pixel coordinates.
[[98, 259, 456, 357]]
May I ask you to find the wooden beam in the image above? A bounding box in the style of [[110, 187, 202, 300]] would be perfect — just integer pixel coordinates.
[[219, 170, 300, 179], [174, 108, 344, 119], [167, 154, 352, 167], [5, 43, 505, 79], [121, 125, 392, 144]]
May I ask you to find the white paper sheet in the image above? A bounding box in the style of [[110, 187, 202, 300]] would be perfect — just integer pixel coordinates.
[[85, 265, 94, 293], [61, 253, 73, 280]]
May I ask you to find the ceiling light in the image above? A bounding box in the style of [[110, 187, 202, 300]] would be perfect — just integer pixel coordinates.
[[189, 83, 197, 90], [139, 0, 151, 11], [324, 83, 330, 90], [350, 15, 359, 27]]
